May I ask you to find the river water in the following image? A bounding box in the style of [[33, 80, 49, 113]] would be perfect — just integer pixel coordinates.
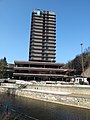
[[0, 93, 90, 120]]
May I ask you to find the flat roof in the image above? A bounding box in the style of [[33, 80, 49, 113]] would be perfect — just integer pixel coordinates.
[[14, 60, 64, 67], [13, 73, 72, 78], [14, 67, 75, 72]]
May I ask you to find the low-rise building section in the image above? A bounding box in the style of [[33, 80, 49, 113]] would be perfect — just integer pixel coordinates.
[[13, 61, 75, 81]]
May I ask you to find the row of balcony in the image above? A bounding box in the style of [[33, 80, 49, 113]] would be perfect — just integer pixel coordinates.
[[30, 50, 56, 54], [30, 47, 56, 51], [31, 31, 56, 35], [30, 44, 56, 48], [31, 32, 56, 37], [32, 23, 56, 28], [30, 43, 56, 47], [32, 24, 56, 28], [32, 20, 56, 25], [30, 42, 56, 46], [30, 53, 55, 56], [31, 26, 56, 31], [30, 55, 56, 59], [30, 36, 56, 39], [30, 58, 56, 62], [32, 26, 56, 31], [32, 14, 56, 19], [31, 32, 56, 36], [30, 39, 56, 44], [31, 35, 56, 39], [31, 29, 56, 33], [32, 17, 56, 22], [33, 21, 56, 26]]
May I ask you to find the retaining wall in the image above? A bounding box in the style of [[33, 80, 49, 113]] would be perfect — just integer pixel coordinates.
[[27, 85, 90, 95], [0, 86, 90, 109]]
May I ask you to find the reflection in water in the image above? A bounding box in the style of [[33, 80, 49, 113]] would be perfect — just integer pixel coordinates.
[[0, 93, 90, 120]]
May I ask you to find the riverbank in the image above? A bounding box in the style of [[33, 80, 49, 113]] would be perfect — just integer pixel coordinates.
[[0, 83, 90, 109]]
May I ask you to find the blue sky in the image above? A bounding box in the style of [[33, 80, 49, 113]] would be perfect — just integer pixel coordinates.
[[0, 0, 90, 64]]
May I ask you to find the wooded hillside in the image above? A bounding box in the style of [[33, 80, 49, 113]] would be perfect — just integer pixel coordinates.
[[63, 47, 90, 76]]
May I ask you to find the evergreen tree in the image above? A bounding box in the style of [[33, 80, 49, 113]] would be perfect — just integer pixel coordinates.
[[0, 57, 7, 78]]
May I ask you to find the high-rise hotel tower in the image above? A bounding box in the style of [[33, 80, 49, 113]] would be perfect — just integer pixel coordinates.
[[29, 10, 56, 62], [13, 10, 75, 81]]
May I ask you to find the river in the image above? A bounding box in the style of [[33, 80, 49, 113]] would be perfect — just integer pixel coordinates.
[[0, 93, 90, 120]]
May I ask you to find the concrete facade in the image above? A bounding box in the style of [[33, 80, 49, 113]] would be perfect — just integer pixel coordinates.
[[13, 61, 75, 81], [29, 10, 56, 62]]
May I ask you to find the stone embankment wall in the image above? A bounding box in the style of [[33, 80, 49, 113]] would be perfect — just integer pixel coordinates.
[[0, 84, 90, 109], [1, 83, 17, 87], [27, 85, 90, 95]]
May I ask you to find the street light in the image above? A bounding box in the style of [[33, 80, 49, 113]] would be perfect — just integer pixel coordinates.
[[80, 43, 84, 82]]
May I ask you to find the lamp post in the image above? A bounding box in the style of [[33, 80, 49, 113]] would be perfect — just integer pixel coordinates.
[[80, 43, 84, 83]]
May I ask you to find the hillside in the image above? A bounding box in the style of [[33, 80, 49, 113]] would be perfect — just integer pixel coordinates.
[[63, 47, 90, 77], [84, 67, 90, 77]]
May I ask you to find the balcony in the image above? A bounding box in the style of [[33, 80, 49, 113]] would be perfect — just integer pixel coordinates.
[[30, 53, 42, 57], [48, 37, 56, 40], [33, 35, 42, 39], [33, 26, 43, 29], [32, 19, 43, 24], [48, 47, 56, 51], [43, 51, 56, 55], [32, 22, 43, 26], [31, 50, 42, 53], [33, 16, 43, 20], [31, 39, 42, 43], [32, 32, 43, 36], [31, 43, 42, 46], [43, 44, 56, 48], [48, 41, 56, 44], [48, 27, 56, 30], [32, 29, 43, 32], [48, 21, 56, 24], [30, 46, 42, 50]]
